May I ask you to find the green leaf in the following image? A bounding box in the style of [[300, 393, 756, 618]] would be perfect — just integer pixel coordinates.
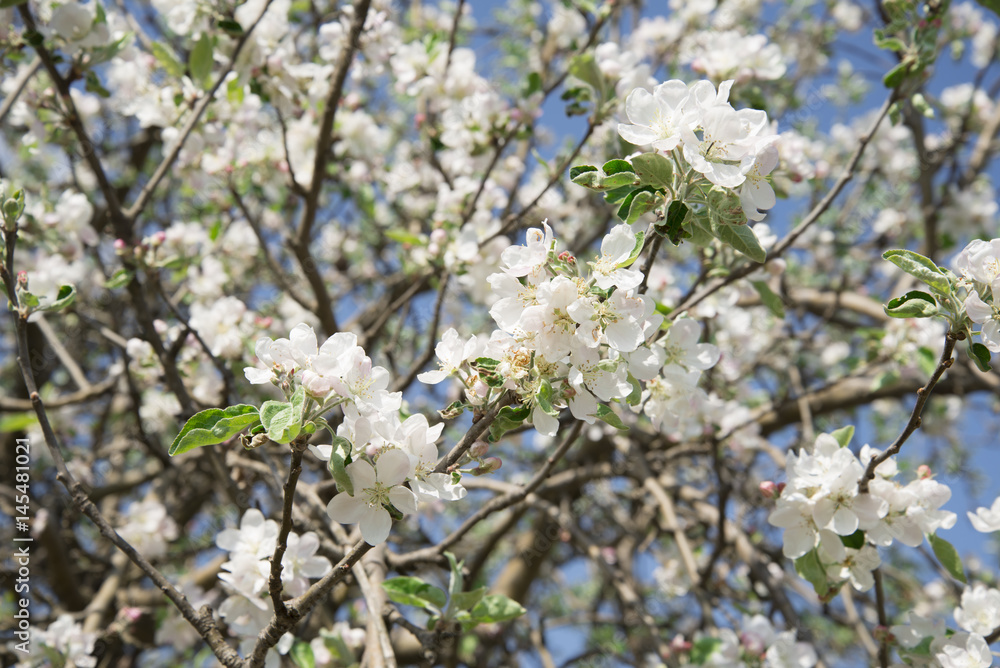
[[450, 586, 487, 612], [85, 71, 110, 98], [592, 404, 627, 431], [487, 405, 531, 443], [623, 191, 660, 225], [289, 642, 315, 668], [525, 71, 543, 96], [168, 405, 260, 456], [602, 159, 633, 175], [794, 549, 832, 598], [884, 61, 909, 88], [658, 200, 689, 245], [884, 290, 937, 318], [690, 637, 723, 664], [226, 75, 244, 104], [445, 551, 465, 608], [571, 168, 637, 192], [712, 223, 766, 263], [568, 52, 606, 104], [39, 285, 76, 312], [751, 280, 785, 318], [384, 229, 424, 245], [969, 341, 992, 372], [882, 250, 949, 293], [569, 165, 597, 180], [0, 412, 37, 433], [0, 0, 28, 7], [327, 436, 354, 496], [870, 369, 901, 391], [629, 152, 674, 188], [840, 529, 865, 549], [151, 42, 185, 78], [190, 32, 214, 86], [928, 533, 966, 583], [219, 19, 244, 35], [625, 372, 642, 406], [104, 268, 132, 289], [830, 425, 855, 448], [259, 387, 307, 444], [382, 577, 447, 612], [619, 230, 645, 268], [535, 378, 560, 417], [469, 594, 526, 625], [916, 346, 938, 377]]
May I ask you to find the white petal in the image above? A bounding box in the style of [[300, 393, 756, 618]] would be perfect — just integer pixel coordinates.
[[376, 449, 412, 486], [326, 493, 365, 524], [359, 505, 392, 545], [389, 486, 418, 515]]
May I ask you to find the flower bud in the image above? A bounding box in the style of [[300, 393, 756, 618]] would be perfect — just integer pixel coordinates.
[[469, 440, 489, 458], [669, 634, 691, 653], [472, 456, 501, 476], [113, 238, 127, 252], [917, 464, 932, 479], [759, 480, 780, 499]]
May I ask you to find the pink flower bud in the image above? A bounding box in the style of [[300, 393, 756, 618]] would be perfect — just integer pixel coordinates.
[[469, 440, 489, 458], [473, 456, 502, 476], [113, 238, 126, 252], [16, 270, 27, 287], [759, 481, 779, 498], [917, 464, 932, 479], [669, 634, 691, 652]]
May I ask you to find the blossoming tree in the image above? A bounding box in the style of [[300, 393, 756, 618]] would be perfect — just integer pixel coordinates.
[[2, 0, 1000, 666]]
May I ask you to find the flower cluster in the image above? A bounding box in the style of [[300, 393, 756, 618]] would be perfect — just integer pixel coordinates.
[[244, 325, 467, 545], [117, 498, 179, 559], [956, 238, 1000, 352], [689, 614, 817, 668], [618, 79, 780, 222], [891, 583, 1000, 668], [419, 221, 719, 438], [215, 509, 330, 660], [768, 432, 956, 593]]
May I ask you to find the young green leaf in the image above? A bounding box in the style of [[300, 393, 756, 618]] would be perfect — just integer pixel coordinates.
[[569, 165, 597, 180], [327, 436, 354, 496], [289, 642, 315, 668], [751, 280, 785, 319], [190, 33, 214, 87], [449, 586, 487, 613], [629, 152, 674, 188], [104, 268, 133, 289], [468, 594, 526, 625], [151, 42, 185, 78], [884, 291, 937, 318], [882, 250, 949, 294], [658, 200, 690, 245], [969, 341, 992, 372], [38, 285, 76, 312], [592, 404, 627, 431], [928, 533, 966, 583], [623, 191, 661, 225], [382, 577, 447, 612], [488, 405, 531, 443], [169, 405, 261, 456], [619, 230, 646, 268], [794, 549, 832, 598], [712, 222, 767, 263], [830, 425, 855, 448]]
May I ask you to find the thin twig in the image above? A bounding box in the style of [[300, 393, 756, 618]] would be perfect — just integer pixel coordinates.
[[858, 331, 957, 493]]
